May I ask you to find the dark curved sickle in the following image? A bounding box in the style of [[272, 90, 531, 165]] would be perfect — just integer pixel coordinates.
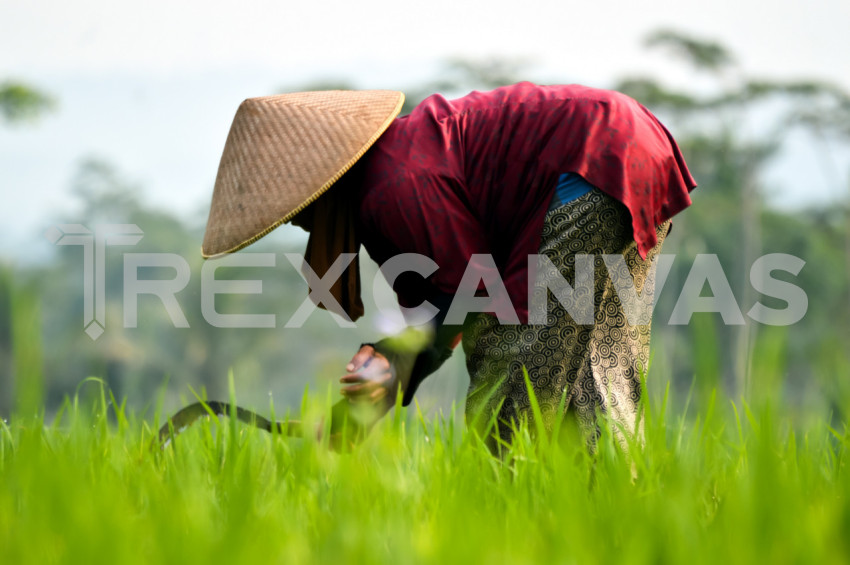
[[155, 401, 302, 448]]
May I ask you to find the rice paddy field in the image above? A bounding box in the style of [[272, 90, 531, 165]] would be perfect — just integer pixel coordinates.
[[1, 375, 849, 565]]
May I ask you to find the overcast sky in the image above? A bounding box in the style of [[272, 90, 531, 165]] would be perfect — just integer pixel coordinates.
[[2, 0, 850, 260]]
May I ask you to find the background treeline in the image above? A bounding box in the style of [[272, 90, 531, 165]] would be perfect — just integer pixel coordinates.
[[1, 31, 849, 422]]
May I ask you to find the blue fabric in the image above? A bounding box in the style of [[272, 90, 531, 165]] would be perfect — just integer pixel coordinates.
[[548, 173, 593, 212]]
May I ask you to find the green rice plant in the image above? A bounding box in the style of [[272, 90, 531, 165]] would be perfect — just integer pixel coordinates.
[[2, 282, 848, 565], [1, 373, 848, 565]]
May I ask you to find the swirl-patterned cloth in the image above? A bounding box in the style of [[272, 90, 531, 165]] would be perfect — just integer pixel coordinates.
[[462, 189, 670, 451]]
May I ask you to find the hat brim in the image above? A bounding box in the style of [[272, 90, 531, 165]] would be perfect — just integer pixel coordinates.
[[201, 90, 405, 258]]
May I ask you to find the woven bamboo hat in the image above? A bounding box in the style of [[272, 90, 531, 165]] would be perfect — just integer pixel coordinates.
[[202, 90, 405, 258]]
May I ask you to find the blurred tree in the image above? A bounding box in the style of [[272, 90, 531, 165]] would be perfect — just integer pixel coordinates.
[[0, 81, 55, 125], [0, 266, 12, 416], [402, 56, 531, 113], [616, 29, 850, 402], [0, 80, 55, 416], [644, 29, 735, 73]]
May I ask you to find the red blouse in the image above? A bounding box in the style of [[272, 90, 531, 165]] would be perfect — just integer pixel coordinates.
[[354, 82, 697, 322]]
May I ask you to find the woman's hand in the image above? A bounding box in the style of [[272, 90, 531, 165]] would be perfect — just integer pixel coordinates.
[[339, 345, 398, 407]]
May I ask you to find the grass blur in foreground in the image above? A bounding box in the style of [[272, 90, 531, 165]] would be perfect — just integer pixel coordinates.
[[1, 379, 849, 565]]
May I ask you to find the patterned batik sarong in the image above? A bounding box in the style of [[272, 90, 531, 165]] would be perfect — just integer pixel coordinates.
[[462, 189, 670, 451]]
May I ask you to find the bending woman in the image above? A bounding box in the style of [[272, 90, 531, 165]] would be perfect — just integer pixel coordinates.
[[201, 82, 697, 451]]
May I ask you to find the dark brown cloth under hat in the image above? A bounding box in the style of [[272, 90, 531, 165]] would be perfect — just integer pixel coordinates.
[[299, 188, 364, 321]]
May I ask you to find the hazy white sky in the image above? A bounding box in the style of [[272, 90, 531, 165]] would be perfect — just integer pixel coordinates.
[[2, 0, 850, 259], [4, 0, 849, 83]]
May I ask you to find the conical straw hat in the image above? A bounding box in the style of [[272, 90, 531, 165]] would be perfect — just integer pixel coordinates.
[[202, 90, 405, 258]]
